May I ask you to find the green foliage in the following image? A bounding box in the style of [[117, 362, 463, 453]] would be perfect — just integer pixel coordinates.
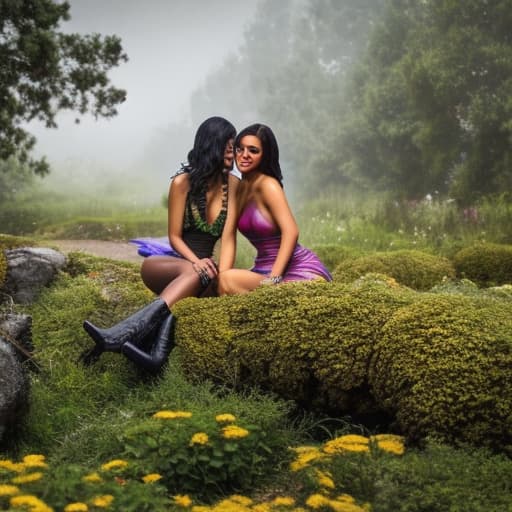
[[309, 244, 362, 272], [332, 250, 455, 290], [121, 411, 278, 500], [453, 242, 512, 287], [0, 0, 127, 175], [174, 279, 417, 414], [369, 294, 512, 452]]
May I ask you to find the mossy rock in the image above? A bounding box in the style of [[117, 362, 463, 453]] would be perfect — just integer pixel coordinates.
[[173, 278, 417, 413], [310, 244, 362, 272], [369, 294, 512, 451], [332, 249, 455, 290], [452, 242, 512, 287], [0, 233, 39, 289]]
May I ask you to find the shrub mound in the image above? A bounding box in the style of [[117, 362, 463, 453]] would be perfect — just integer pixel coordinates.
[[332, 249, 455, 290], [310, 244, 362, 271], [173, 279, 416, 413], [452, 242, 512, 287], [369, 294, 512, 452]]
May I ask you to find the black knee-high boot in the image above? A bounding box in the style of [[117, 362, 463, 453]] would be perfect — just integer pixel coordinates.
[[121, 313, 175, 374], [80, 298, 170, 364]]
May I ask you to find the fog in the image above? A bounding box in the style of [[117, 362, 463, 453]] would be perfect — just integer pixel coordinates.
[[29, 0, 257, 178]]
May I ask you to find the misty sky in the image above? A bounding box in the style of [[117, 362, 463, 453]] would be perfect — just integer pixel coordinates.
[[29, 0, 257, 168]]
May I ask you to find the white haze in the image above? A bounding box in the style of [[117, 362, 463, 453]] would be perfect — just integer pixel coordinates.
[[28, 0, 257, 192]]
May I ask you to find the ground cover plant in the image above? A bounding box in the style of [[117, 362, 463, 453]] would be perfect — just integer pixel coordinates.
[[2, 191, 512, 510], [1, 235, 512, 510]]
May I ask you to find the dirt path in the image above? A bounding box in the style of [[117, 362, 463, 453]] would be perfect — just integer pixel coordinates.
[[47, 239, 144, 264]]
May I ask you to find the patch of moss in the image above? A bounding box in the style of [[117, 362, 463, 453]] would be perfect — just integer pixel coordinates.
[[332, 249, 455, 290], [173, 279, 417, 414], [452, 242, 512, 287], [369, 294, 512, 452]]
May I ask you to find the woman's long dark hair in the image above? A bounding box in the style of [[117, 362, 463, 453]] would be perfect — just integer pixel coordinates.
[[235, 123, 283, 187], [185, 116, 236, 208]]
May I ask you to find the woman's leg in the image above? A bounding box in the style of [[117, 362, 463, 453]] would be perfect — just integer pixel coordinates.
[[217, 269, 265, 295]]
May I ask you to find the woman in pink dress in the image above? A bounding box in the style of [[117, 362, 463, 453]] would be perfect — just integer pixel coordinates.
[[218, 123, 331, 295]]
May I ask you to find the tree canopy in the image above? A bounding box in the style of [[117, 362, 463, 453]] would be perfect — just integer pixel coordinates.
[[0, 0, 127, 176]]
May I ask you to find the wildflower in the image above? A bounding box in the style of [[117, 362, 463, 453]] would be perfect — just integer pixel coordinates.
[[152, 410, 192, 419], [316, 469, 335, 489], [190, 432, 209, 446], [0, 460, 24, 473], [82, 472, 102, 483], [215, 413, 236, 423], [173, 494, 193, 507], [64, 502, 88, 511], [0, 484, 19, 496], [229, 495, 253, 506], [221, 425, 249, 439], [329, 494, 368, 512], [271, 496, 295, 506], [142, 473, 163, 483], [10, 494, 53, 512], [305, 494, 330, 509], [323, 435, 369, 454], [370, 434, 405, 455], [100, 459, 128, 471], [11, 472, 44, 484], [91, 495, 114, 508], [252, 505, 271, 512], [289, 446, 325, 471], [191, 507, 210, 512], [22, 455, 47, 469]]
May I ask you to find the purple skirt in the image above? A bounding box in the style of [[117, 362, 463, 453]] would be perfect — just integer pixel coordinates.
[[130, 237, 180, 258]]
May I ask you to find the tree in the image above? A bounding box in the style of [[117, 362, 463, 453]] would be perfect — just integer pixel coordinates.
[[0, 0, 127, 175]]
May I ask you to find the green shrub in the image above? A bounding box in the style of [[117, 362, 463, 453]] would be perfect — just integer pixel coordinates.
[[174, 279, 417, 414], [369, 294, 512, 451], [452, 242, 512, 286], [309, 244, 362, 271], [332, 249, 455, 290]]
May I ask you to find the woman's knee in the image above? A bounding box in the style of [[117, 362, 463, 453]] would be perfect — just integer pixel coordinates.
[[217, 270, 235, 295]]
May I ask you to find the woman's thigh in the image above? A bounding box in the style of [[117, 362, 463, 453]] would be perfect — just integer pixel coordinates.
[[140, 256, 193, 294], [218, 269, 264, 295]]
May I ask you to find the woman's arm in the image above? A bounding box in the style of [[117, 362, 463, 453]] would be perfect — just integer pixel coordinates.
[[218, 174, 240, 272], [167, 173, 202, 264], [261, 178, 299, 278]]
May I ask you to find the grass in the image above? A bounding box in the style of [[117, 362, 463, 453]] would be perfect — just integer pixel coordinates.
[[1, 188, 512, 510]]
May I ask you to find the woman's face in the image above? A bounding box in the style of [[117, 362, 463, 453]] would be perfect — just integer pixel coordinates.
[[235, 135, 263, 174], [224, 138, 234, 170]]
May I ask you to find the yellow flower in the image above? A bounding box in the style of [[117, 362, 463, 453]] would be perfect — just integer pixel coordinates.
[[271, 496, 296, 506], [64, 502, 88, 511], [142, 473, 163, 483], [82, 472, 103, 483], [328, 494, 368, 512], [252, 504, 271, 512], [22, 455, 47, 469], [0, 484, 19, 496], [10, 494, 53, 512], [191, 507, 210, 512], [228, 495, 253, 506], [316, 469, 335, 489], [215, 413, 236, 423], [289, 446, 325, 471], [11, 472, 44, 484], [323, 435, 370, 454], [100, 459, 128, 471], [370, 434, 405, 455], [152, 410, 192, 419], [221, 425, 249, 439], [0, 460, 25, 473], [190, 432, 209, 446], [91, 495, 114, 508], [305, 494, 330, 509], [174, 494, 193, 507]]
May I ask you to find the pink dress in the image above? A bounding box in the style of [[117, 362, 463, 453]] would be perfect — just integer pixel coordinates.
[[238, 201, 332, 282]]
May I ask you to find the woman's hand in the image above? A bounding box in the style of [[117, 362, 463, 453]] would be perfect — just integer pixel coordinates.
[[192, 258, 218, 278]]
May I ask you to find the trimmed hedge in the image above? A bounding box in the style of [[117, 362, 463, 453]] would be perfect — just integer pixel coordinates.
[[332, 249, 455, 290], [452, 242, 512, 287], [173, 278, 417, 413], [369, 294, 512, 452]]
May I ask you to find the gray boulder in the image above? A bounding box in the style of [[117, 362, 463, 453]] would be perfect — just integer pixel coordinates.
[[0, 336, 29, 441], [3, 247, 67, 304]]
